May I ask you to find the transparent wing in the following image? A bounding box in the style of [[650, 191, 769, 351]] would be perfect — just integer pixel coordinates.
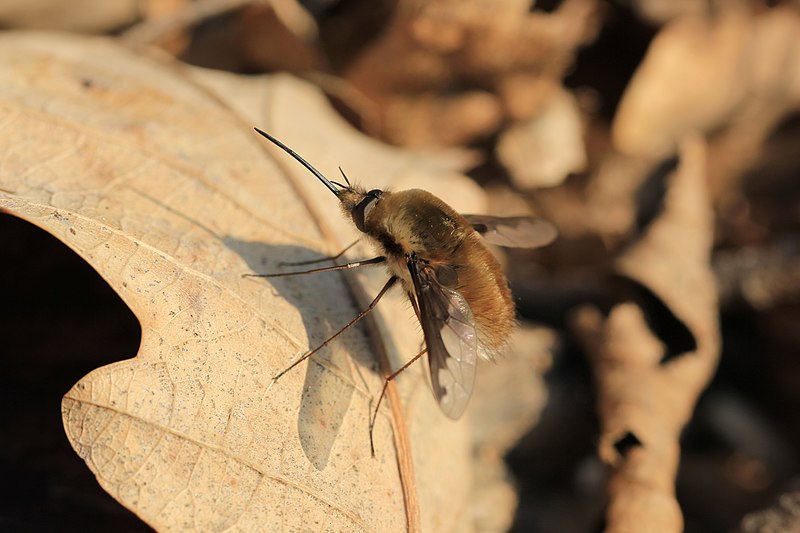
[[408, 257, 478, 419], [463, 214, 557, 249]]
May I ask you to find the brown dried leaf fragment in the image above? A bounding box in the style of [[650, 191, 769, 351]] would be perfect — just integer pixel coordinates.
[[496, 86, 587, 190], [571, 137, 721, 533], [0, 0, 140, 31], [613, 5, 800, 162], [631, 0, 725, 25], [343, 0, 600, 147]]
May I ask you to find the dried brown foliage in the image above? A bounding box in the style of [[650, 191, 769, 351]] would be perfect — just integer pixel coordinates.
[[1, 1, 799, 532]]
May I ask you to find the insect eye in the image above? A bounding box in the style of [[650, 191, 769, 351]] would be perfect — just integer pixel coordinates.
[[352, 190, 383, 232]]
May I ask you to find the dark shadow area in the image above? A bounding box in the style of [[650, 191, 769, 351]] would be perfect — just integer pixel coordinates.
[[613, 431, 642, 457], [225, 236, 381, 469], [564, 2, 656, 121], [677, 306, 800, 533], [634, 155, 680, 232], [0, 213, 148, 532], [530, 0, 563, 13], [507, 336, 606, 533], [612, 276, 698, 362]]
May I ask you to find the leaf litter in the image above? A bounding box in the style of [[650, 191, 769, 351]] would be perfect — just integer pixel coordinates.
[[1, 2, 800, 532]]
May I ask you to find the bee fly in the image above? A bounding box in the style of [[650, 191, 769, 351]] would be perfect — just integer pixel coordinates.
[[247, 127, 556, 451]]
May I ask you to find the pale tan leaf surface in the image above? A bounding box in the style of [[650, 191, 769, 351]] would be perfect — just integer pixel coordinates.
[[630, 0, 722, 25], [0, 32, 490, 532], [571, 137, 721, 533], [0, 0, 139, 31], [496, 86, 587, 190], [613, 6, 800, 160]]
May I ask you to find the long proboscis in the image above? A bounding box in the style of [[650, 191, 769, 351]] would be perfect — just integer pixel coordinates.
[[253, 127, 341, 197]]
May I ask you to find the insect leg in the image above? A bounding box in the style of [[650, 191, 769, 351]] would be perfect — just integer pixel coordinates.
[[369, 347, 428, 456], [244, 255, 386, 278], [271, 276, 399, 384], [279, 240, 359, 267]]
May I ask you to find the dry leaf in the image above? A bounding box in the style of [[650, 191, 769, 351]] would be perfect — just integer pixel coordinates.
[[0, 31, 499, 532], [0, 0, 139, 31], [613, 6, 800, 160], [630, 0, 720, 25], [581, 154, 656, 241], [342, 0, 600, 147], [496, 86, 587, 190], [571, 137, 721, 533]]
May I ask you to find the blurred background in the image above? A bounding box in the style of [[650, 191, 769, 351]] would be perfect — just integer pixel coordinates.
[[1, 0, 799, 531]]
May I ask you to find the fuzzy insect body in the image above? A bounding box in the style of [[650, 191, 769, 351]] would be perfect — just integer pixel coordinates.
[[340, 187, 515, 363]]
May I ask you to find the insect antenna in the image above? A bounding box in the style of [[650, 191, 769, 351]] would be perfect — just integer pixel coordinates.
[[254, 127, 341, 197], [338, 167, 352, 187]]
